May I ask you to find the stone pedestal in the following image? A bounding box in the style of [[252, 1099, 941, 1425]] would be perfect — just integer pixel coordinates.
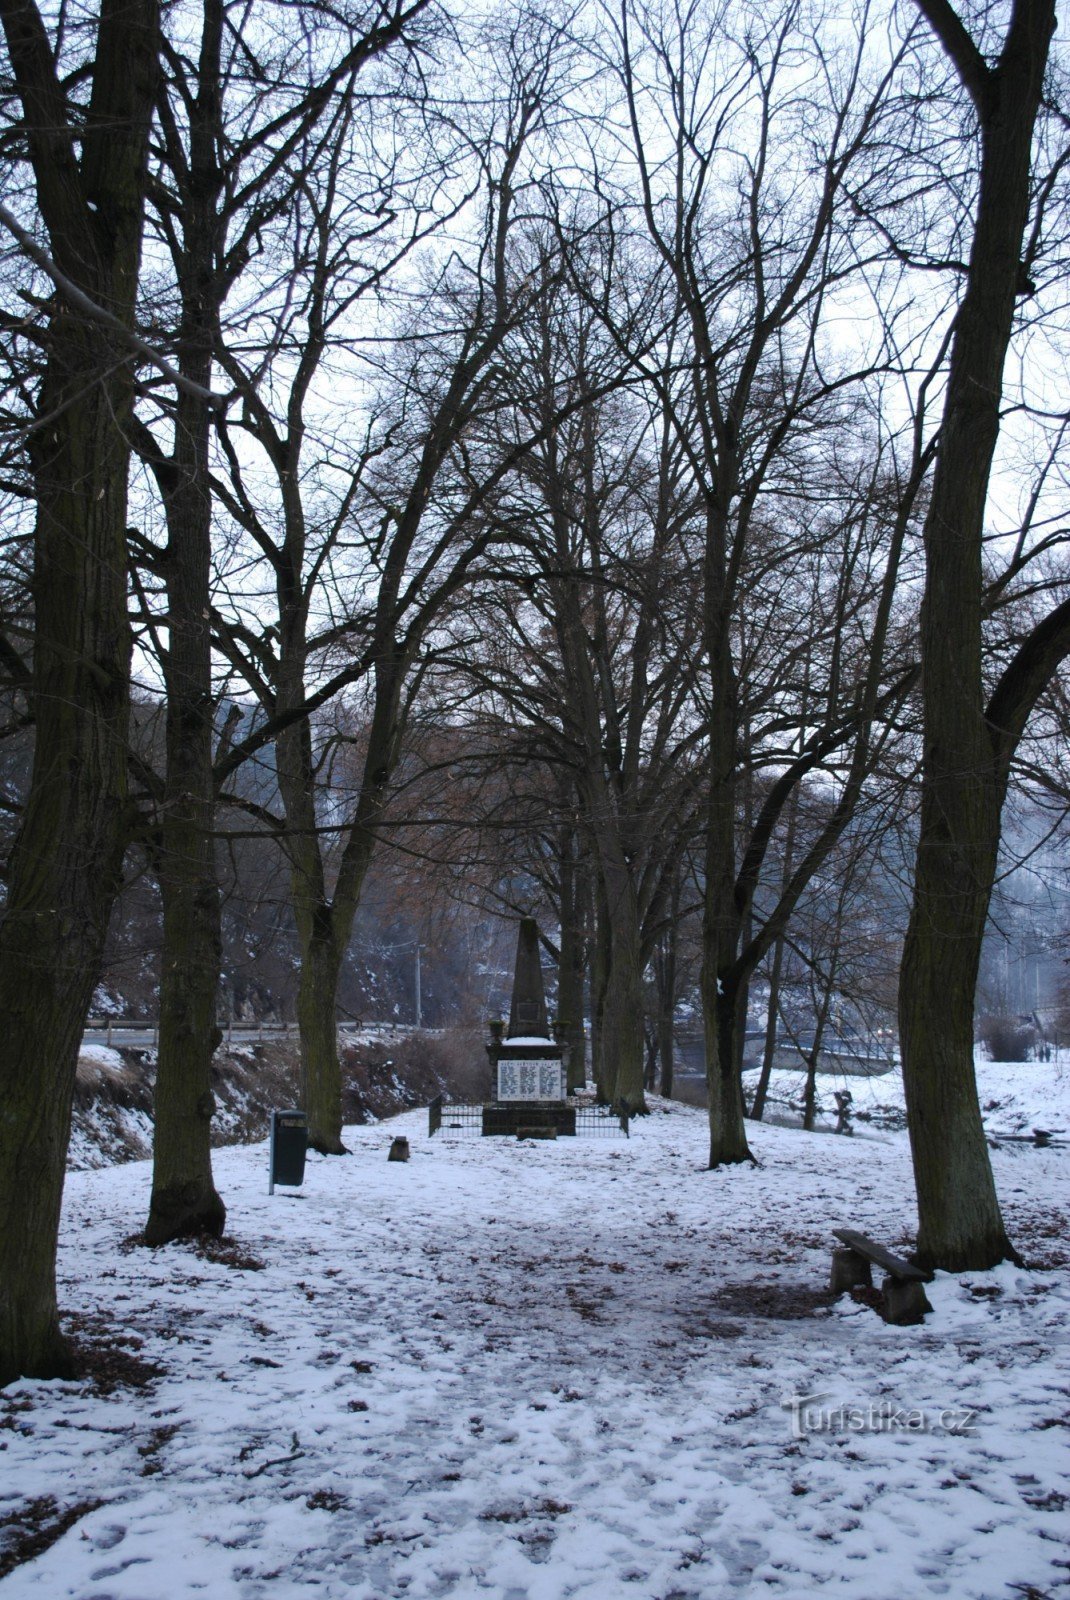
[[881, 1276, 932, 1325], [830, 1247, 873, 1295]]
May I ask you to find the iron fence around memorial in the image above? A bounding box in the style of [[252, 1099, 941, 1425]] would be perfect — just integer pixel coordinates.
[[427, 1095, 629, 1139]]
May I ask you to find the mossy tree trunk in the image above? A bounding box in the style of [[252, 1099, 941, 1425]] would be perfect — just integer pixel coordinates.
[[899, 0, 1056, 1271], [0, 0, 158, 1382], [554, 575, 647, 1112], [802, 978, 836, 1133]]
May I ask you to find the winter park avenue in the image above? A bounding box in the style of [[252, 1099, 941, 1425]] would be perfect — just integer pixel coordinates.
[[4, 0, 1070, 1593], [1, 1084, 1069, 1600]]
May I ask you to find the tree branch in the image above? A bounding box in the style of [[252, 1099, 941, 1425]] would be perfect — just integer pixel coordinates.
[[0, 200, 228, 407], [910, 0, 991, 113], [986, 596, 1070, 777]]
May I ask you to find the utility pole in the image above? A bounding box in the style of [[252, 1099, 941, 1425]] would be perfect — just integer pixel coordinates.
[[415, 945, 422, 1030]]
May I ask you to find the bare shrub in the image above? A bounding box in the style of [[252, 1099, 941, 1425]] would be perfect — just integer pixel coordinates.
[[978, 1014, 1034, 1062]]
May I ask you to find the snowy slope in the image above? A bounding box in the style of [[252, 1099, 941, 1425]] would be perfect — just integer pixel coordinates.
[[66, 1033, 467, 1172], [1, 1100, 1068, 1600], [742, 1053, 1070, 1136]]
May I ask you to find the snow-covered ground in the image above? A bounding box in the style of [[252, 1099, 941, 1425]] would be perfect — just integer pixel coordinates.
[[2, 1089, 1069, 1600], [741, 1053, 1070, 1137]]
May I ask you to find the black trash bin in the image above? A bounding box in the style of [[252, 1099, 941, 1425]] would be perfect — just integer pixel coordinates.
[[269, 1109, 307, 1194]]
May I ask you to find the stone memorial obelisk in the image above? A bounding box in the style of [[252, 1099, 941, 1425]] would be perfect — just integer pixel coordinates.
[[485, 918, 570, 1116], [508, 916, 550, 1038]]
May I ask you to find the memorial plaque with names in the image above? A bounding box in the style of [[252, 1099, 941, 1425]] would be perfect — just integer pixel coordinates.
[[497, 1058, 565, 1102]]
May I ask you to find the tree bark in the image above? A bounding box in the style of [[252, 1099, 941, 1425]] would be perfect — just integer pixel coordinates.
[[296, 923, 345, 1149], [703, 591, 753, 1164], [749, 935, 784, 1121], [595, 849, 647, 1111], [275, 657, 400, 1153], [899, 0, 1055, 1270], [276, 708, 349, 1155], [654, 902, 678, 1099], [145, 0, 226, 1245], [557, 826, 589, 1090], [705, 976, 753, 1165], [590, 874, 611, 1103], [0, 0, 159, 1381]]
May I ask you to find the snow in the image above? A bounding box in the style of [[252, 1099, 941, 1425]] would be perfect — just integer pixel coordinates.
[[2, 1089, 1069, 1599], [77, 1046, 127, 1072], [65, 1108, 154, 1171], [742, 1053, 1070, 1136]]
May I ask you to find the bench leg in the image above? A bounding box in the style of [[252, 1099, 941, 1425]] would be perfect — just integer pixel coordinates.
[[830, 1248, 872, 1295], [881, 1276, 932, 1325]]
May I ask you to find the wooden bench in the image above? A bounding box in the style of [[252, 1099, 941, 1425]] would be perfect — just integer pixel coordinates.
[[831, 1228, 933, 1325]]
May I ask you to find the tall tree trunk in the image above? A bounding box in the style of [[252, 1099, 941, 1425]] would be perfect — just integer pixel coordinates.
[[899, 0, 1054, 1270], [274, 650, 348, 1154], [146, 0, 226, 1244], [750, 934, 785, 1121], [655, 910, 678, 1099], [705, 976, 752, 1165], [656, 1010, 674, 1097], [0, 0, 159, 1381], [703, 611, 752, 1164], [297, 923, 345, 1149], [597, 851, 647, 1111], [749, 782, 799, 1121], [0, 366, 135, 1374], [802, 978, 836, 1132], [276, 670, 399, 1152], [557, 827, 588, 1090], [590, 875, 611, 1103]]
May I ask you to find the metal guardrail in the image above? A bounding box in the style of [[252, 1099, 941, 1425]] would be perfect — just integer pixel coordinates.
[[85, 1018, 447, 1046]]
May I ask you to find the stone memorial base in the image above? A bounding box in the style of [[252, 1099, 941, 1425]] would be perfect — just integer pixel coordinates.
[[428, 1093, 628, 1139], [481, 1103, 578, 1138]]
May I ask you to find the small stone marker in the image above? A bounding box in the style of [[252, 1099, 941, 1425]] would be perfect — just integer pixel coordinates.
[[388, 1136, 410, 1162], [269, 1109, 307, 1194]]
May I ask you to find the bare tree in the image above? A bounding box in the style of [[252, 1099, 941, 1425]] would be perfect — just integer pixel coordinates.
[[594, 0, 932, 1165], [209, 9, 581, 1151], [426, 249, 709, 1110], [127, 0, 431, 1238], [897, 0, 1070, 1270], [0, 0, 159, 1382]]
